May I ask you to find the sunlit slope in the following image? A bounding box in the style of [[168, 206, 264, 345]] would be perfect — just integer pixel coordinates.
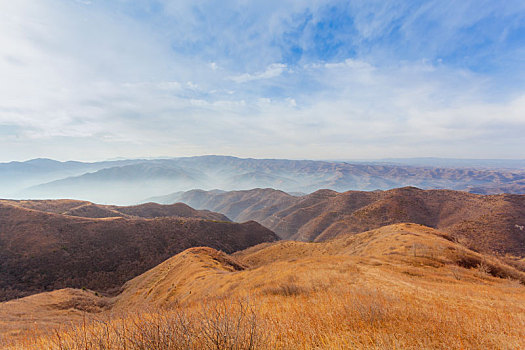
[[2, 223, 525, 349], [116, 223, 525, 308], [114, 247, 246, 309], [0, 288, 110, 340]]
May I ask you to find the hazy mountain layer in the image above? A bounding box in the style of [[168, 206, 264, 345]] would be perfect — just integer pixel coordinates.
[[0, 158, 148, 198], [3, 156, 524, 204]]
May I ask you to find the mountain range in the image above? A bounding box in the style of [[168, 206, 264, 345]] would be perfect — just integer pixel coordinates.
[[1, 156, 524, 204], [150, 187, 525, 257]]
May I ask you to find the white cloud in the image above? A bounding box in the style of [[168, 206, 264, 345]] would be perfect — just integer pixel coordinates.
[[230, 63, 288, 83]]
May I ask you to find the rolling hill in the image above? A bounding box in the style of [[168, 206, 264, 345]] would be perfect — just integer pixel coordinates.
[[115, 223, 525, 308], [2, 223, 524, 348], [0, 201, 277, 301], [152, 187, 525, 257]]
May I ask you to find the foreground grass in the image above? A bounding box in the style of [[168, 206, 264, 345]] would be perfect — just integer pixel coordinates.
[[4, 270, 524, 349], [3, 224, 525, 349]]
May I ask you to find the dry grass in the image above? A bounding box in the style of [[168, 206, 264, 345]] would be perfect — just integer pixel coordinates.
[[2, 224, 525, 349], [5, 281, 524, 350], [2, 299, 266, 350]]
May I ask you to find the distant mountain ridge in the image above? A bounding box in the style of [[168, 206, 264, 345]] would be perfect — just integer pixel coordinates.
[[343, 157, 525, 169], [151, 187, 525, 257], [0, 199, 231, 221], [0, 158, 149, 198], [5, 155, 524, 204]]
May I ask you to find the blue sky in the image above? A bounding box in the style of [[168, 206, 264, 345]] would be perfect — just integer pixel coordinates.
[[0, 0, 524, 161]]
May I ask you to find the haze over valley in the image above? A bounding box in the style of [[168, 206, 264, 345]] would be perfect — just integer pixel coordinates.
[[2, 156, 525, 204]]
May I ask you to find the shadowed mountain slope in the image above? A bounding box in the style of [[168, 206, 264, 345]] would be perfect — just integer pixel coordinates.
[[112, 202, 230, 221], [154, 187, 525, 256], [149, 188, 296, 223], [0, 202, 277, 301]]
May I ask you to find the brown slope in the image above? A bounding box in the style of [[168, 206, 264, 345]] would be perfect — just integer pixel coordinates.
[[156, 188, 298, 223], [110, 202, 230, 221], [164, 187, 525, 257], [303, 188, 525, 257], [0, 199, 93, 214], [114, 247, 247, 309], [63, 203, 125, 218], [0, 203, 278, 301]]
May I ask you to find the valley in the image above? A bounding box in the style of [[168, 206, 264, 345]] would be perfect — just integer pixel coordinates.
[[0, 201, 277, 301]]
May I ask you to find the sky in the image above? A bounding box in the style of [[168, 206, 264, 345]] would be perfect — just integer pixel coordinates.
[[0, 0, 524, 162]]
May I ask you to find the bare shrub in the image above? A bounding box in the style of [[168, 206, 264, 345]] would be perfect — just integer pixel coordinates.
[[198, 299, 265, 350], [476, 261, 491, 278], [349, 289, 390, 325], [36, 299, 266, 350], [261, 283, 308, 297]]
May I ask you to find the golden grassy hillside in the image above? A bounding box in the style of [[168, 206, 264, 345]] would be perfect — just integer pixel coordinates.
[[2, 223, 524, 349], [0, 288, 110, 340]]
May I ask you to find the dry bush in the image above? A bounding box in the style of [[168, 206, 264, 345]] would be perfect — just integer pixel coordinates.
[[349, 289, 390, 325], [15, 299, 266, 350], [475, 261, 491, 278], [261, 282, 308, 297], [453, 249, 525, 283], [198, 299, 265, 349]]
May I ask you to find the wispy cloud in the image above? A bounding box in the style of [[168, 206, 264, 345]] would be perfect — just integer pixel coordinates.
[[0, 0, 523, 161]]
